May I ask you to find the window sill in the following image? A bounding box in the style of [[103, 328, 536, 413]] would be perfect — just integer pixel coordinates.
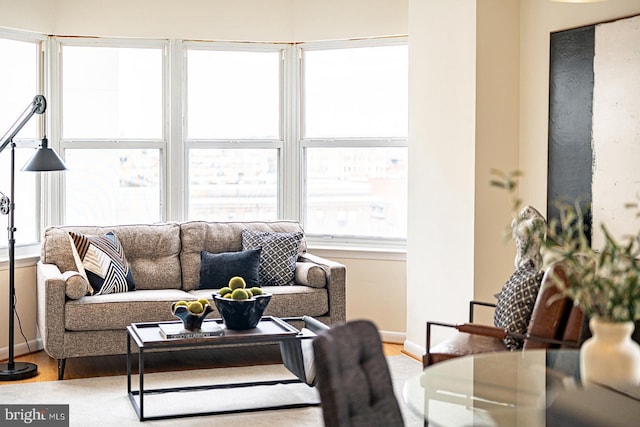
[[0, 242, 407, 269], [0, 244, 41, 270], [306, 244, 406, 261]]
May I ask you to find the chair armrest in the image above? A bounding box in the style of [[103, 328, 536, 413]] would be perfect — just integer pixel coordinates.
[[455, 325, 580, 348], [469, 300, 497, 322], [424, 321, 457, 367], [455, 323, 507, 339], [425, 320, 510, 367]]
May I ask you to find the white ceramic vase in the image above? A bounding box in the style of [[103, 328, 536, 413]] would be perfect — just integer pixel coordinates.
[[580, 317, 640, 388]]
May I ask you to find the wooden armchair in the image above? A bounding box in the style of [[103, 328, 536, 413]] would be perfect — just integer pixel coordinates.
[[424, 263, 584, 368]]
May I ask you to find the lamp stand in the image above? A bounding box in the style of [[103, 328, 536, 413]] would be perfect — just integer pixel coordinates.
[[0, 142, 38, 381], [0, 95, 66, 381]]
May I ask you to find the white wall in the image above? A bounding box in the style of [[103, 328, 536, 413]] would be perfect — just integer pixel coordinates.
[[290, 0, 407, 42], [50, 0, 293, 41], [0, 0, 54, 34], [405, 0, 479, 357], [474, 1, 521, 320], [323, 253, 407, 342], [0, 265, 38, 361], [0, 0, 407, 42], [405, 0, 521, 356]]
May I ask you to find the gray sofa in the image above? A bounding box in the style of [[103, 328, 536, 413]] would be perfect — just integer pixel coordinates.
[[36, 220, 346, 379]]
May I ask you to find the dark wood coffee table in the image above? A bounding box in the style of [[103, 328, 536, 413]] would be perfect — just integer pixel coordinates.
[[126, 316, 319, 421]]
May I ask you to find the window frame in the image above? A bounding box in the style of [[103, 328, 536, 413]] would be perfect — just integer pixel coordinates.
[[0, 28, 48, 259], [182, 41, 292, 221], [297, 37, 408, 248], [53, 36, 169, 224]]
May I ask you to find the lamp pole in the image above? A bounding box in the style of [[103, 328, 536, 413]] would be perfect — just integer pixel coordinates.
[[4, 139, 25, 377], [0, 95, 65, 381]]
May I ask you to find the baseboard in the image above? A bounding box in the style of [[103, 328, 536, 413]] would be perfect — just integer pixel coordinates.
[[403, 339, 424, 361], [0, 338, 43, 361], [380, 330, 405, 344]]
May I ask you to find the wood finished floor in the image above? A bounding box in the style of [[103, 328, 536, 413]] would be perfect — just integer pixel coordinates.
[[3, 342, 410, 384]]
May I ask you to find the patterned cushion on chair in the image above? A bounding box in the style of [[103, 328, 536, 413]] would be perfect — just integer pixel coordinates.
[[493, 260, 544, 350]]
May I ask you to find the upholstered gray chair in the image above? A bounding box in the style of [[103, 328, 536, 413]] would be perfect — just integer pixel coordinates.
[[312, 319, 404, 427]]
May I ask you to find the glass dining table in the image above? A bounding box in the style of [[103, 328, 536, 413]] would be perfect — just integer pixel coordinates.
[[402, 350, 583, 427], [403, 349, 640, 426]]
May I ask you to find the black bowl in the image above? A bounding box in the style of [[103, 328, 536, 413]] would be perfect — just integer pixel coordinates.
[[171, 302, 213, 331], [213, 293, 271, 330]]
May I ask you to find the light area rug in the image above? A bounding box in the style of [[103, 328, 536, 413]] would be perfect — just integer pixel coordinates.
[[0, 355, 423, 426]]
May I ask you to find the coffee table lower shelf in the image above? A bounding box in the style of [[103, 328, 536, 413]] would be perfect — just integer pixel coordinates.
[[126, 316, 320, 421], [127, 378, 319, 421]]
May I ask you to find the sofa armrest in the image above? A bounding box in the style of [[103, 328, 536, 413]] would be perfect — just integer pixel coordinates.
[[36, 261, 67, 360], [298, 252, 346, 324], [294, 262, 326, 288]]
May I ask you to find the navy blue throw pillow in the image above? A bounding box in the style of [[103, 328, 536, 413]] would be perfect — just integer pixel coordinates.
[[197, 248, 261, 290]]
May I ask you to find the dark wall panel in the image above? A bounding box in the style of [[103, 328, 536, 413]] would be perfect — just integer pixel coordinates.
[[548, 25, 595, 235]]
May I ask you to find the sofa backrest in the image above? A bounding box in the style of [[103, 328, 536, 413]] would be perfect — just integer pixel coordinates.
[[41, 220, 307, 292], [41, 223, 182, 290], [180, 220, 306, 291]]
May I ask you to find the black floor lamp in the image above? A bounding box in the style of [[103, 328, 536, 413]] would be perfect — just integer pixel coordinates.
[[0, 95, 66, 381]]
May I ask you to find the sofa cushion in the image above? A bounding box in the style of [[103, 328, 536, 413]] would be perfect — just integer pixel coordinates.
[[64, 289, 194, 331], [260, 285, 329, 317], [493, 260, 544, 350], [198, 249, 261, 290], [42, 223, 182, 291], [68, 231, 136, 295], [180, 221, 306, 291], [242, 229, 303, 286], [66, 286, 329, 332]]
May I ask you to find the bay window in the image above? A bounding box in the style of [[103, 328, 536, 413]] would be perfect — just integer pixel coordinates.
[[49, 36, 407, 247]]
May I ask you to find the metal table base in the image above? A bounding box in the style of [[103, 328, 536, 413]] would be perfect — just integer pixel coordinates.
[[126, 317, 320, 421]]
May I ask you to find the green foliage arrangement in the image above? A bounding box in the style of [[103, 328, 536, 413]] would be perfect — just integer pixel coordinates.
[[491, 169, 640, 323]]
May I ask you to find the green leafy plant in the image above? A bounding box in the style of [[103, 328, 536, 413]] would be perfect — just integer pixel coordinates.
[[491, 169, 640, 322], [490, 169, 546, 263], [489, 169, 523, 214]]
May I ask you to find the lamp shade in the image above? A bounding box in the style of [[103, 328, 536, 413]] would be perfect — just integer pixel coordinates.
[[22, 138, 67, 172]]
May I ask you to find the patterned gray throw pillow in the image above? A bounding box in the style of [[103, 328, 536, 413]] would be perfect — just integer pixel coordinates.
[[241, 229, 304, 286], [493, 260, 544, 350]]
